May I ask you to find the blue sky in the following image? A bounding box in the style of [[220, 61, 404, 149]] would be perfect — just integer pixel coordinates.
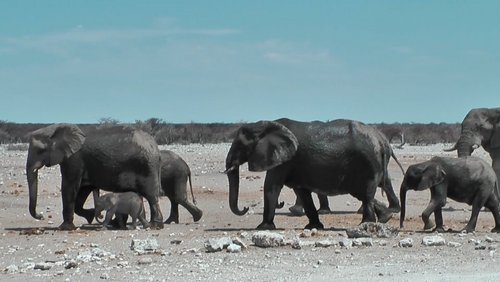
[[1, 1, 499, 124]]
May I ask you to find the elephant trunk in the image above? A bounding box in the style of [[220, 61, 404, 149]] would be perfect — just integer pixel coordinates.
[[27, 162, 44, 220], [399, 184, 408, 228], [227, 166, 249, 216]]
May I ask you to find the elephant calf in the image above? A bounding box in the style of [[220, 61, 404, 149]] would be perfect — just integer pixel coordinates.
[[400, 156, 500, 233], [160, 150, 203, 224], [95, 192, 150, 230]]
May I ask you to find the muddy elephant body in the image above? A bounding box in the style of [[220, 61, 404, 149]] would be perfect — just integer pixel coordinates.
[[226, 118, 395, 230], [95, 192, 150, 229], [400, 156, 500, 233], [26, 124, 164, 230], [160, 150, 202, 224], [289, 125, 404, 216]]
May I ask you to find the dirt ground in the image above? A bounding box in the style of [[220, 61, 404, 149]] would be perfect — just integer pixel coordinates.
[[1, 143, 499, 281]]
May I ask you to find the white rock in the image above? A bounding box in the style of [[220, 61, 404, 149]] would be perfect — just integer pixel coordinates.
[[422, 235, 446, 246], [252, 231, 285, 248], [227, 243, 242, 253], [399, 238, 414, 248], [205, 237, 233, 252]]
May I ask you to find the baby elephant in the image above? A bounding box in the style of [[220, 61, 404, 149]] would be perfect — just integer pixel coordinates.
[[161, 150, 203, 224], [400, 156, 500, 233], [95, 192, 150, 230]]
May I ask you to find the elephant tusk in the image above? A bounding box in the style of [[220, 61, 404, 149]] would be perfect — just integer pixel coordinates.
[[224, 165, 237, 174], [472, 144, 480, 150]]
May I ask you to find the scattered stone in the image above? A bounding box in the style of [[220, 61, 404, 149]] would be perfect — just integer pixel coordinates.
[[300, 229, 312, 238], [65, 260, 78, 269], [399, 238, 414, 248], [353, 238, 373, 247], [485, 236, 495, 243], [232, 237, 248, 250], [447, 242, 462, 248], [339, 238, 353, 248], [422, 235, 446, 246], [100, 273, 110, 279], [130, 238, 160, 254], [4, 264, 19, 273], [117, 261, 129, 267], [205, 237, 232, 252], [475, 245, 487, 250], [34, 262, 53, 271], [137, 257, 153, 265], [315, 239, 337, 248], [252, 231, 285, 248], [378, 240, 388, 246], [346, 222, 398, 238], [227, 243, 242, 253]]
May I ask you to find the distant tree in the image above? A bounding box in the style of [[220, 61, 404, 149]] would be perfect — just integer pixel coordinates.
[[98, 117, 120, 128]]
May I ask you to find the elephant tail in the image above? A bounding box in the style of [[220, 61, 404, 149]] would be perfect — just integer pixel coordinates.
[[391, 149, 405, 175], [188, 171, 197, 205]]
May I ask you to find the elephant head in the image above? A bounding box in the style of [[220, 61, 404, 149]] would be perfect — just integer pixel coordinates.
[[399, 161, 446, 228], [446, 108, 500, 156], [26, 124, 85, 220], [225, 121, 298, 216]]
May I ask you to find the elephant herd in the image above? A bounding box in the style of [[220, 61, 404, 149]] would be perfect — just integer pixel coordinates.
[[26, 107, 500, 233]]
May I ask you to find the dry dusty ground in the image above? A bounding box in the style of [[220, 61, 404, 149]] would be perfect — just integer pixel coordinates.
[[0, 143, 499, 281]]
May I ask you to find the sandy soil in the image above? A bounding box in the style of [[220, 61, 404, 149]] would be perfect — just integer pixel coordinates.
[[0, 143, 499, 281]]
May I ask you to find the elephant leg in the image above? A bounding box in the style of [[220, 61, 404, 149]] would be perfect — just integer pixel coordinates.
[[289, 193, 305, 216], [463, 193, 488, 233], [59, 175, 81, 230], [257, 173, 284, 230], [433, 207, 445, 233], [295, 189, 323, 230], [111, 213, 128, 229], [142, 189, 164, 229], [381, 175, 401, 213], [317, 194, 331, 214], [359, 181, 378, 223], [484, 194, 500, 232], [179, 201, 203, 222], [74, 185, 95, 224], [165, 198, 180, 224], [421, 203, 437, 230]]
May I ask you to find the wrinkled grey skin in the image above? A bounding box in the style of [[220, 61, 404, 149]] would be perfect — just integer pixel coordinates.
[[95, 192, 150, 230], [289, 127, 405, 216], [160, 150, 203, 224], [400, 156, 500, 233], [226, 118, 395, 230], [26, 124, 164, 230], [446, 107, 500, 184]]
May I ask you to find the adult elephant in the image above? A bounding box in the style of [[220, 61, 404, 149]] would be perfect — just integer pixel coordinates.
[[288, 127, 405, 215], [445, 107, 500, 182], [26, 124, 164, 230], [225, 118, 394, 230]]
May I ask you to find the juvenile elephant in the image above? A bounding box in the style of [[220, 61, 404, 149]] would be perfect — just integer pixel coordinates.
[[160, 150, 203, 224], [400, 156, 500, 233], [226, 118, 395, 230], [26, 124, 164, 230], [95, 192, 150, 230], [288, 126, 405, 215], [446, 107, 500, 183]]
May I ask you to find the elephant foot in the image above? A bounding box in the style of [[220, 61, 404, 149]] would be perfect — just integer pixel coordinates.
[[388, 205, 401, 213], [59, 222, 77, 231], [164, 217, 179, 224], [289, 205, 305, 216], [356, 205, 364, 214], [149, 221, 164, 230], [317, 207, 331, 215], [423, 220, 435, 231], [304, 221, 324, 230], [192, 210, 203, 222], [490, 226, 500, 233], [461, 227, 475, 234], [257, 222, 276, 230], [433, 226, 446, 233], [377, 211, 393, 224]]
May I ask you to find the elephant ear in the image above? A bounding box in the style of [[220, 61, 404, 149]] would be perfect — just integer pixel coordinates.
[[49, 124, 85, 165], [247, 121, 298, 172], [490, 120, 500, 148], [416, 163, 446, 190]]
